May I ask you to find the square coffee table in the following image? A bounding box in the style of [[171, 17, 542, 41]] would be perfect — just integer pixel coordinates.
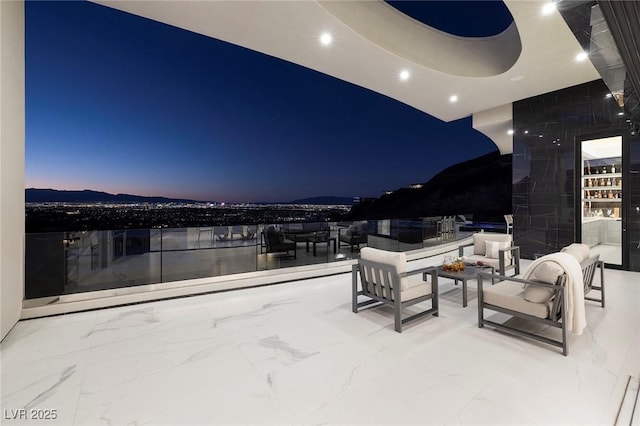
[[435, 264, 495, 307]]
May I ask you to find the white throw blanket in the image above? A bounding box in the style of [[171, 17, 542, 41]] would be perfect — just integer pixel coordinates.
[[522, 252, 586, 335]]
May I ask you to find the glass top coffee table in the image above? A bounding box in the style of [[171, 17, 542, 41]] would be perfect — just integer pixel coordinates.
[[435, 264, 495, 307]]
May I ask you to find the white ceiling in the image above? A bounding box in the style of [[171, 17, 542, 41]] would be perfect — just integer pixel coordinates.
[[92, 0, 602, 154]]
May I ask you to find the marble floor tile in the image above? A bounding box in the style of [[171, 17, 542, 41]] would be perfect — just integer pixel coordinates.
[[479, 351, 619, 425], [81, 318, 233, 394], [301, 357, 478, 425], [445, 397, 535, 426], [1, 350, 89, 426], [1, 317, 97, 368], [2, 260, 639, 425], [73, 343, 260, 425], [142, 374, 299, 425]]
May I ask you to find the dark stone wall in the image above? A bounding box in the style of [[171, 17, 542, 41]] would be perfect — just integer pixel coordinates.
[[513, 79, 640, 266]]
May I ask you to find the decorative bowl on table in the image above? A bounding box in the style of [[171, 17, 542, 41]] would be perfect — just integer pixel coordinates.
[[443, 256, 465, 271]]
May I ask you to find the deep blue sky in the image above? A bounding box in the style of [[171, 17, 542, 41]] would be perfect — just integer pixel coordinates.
[[25, 1, 505, 203]]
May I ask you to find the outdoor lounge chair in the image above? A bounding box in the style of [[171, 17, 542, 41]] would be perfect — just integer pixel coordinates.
[[262, 226, 296, 259], [459, 232, 520, 277], [352, 247, 439, 332], [339, 221, 368, 251], [477, 244, 604, 355]]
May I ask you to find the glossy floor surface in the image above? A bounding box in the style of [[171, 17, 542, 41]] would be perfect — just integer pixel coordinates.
[[2, 258, 639, 425]]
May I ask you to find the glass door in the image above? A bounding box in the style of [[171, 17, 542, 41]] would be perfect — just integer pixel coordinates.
[[580, 136, 623, 266]]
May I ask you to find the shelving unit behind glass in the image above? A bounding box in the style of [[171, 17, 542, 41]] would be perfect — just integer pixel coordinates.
[[582, 156, 622, 218]]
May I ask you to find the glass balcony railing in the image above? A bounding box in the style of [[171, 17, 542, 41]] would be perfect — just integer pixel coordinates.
[[24, 216, 482, 301]]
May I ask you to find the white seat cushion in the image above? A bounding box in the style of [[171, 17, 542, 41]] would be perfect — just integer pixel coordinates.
[[401, 275, 433, 302], [464, 254, 500, 269], [483, 281, 550, 319]]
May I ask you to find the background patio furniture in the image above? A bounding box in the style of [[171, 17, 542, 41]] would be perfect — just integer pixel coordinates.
[[262, 226, 297, 259], [339, 221, 368, 252], [459, 232, 520, 277]]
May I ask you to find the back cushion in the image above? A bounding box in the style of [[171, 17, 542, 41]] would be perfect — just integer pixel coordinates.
[[485, 240, 511, 259], [360, 247, 407, 291], [561, 243, 590, 263], [530, 261, 564, 284], [361, 247, 406, 274], [473, 233, 512, 255], [523, 282, 555, 303]]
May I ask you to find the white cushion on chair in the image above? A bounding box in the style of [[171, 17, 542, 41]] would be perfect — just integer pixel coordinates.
[[401, 275, 432, 302], [484, 281, 550, 319], [473, 233, 512, 256], [360, 247, 406, 273], [360, 248, 434, 299], [360, 247, 408, 290], [464, 255, 500, 269], [530, 261, 564, 284], [522, 260, 563, 303], [523, 281, 555, 303], [561, 243, 590, 262], [485, 240, 511, 259]]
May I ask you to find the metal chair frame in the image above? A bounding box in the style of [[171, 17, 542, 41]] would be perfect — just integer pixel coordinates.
[[352, 260, 439, 333], [477, 254, 605, 356]]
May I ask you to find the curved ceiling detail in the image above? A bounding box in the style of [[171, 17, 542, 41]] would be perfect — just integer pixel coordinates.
[[318, 0, 522, 78], [384, 0, 514, 38], [92, 0, 601, 154]]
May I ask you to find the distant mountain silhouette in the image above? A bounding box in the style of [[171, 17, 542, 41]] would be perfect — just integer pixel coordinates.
[[290, 196, 354, 205], [348, 152, 512, 222], [25, 189, 354, 206], [25, 188, 204, 204]]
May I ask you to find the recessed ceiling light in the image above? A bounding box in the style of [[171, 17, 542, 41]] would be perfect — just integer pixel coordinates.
[[320, 32, 332, 46], [539, 135, 543, 138], [507, 129, 514, 135], [618, 112, 624, 116], [449, 95, 458, 103], [576, 51, 589, 61], [399, 70, 410, 81], [542, 2, 556, 15], [605, 93, 613, 98], [524, 130, 529, 134]]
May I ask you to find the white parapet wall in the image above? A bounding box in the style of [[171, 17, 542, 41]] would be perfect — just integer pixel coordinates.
[[0, 0, 26, 340]]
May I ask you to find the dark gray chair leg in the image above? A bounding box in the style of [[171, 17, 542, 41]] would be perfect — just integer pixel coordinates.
[[352, 265, 359, 313], [477, 274, 484, 328]]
